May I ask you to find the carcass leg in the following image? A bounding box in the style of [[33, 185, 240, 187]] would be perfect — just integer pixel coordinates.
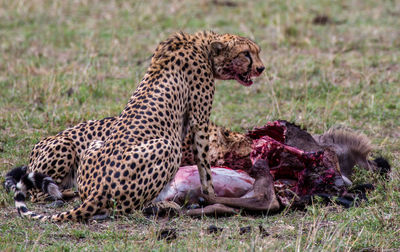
[[202, 160, 280, 213]]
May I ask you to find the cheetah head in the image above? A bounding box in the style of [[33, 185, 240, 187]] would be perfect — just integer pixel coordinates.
[[210, 34, 264, 86]]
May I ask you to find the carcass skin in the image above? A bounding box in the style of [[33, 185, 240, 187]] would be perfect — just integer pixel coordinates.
[[155, 166, 254, 205]]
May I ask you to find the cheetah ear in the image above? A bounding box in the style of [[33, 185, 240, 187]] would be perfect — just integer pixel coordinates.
[[211, 41, 226, 55]]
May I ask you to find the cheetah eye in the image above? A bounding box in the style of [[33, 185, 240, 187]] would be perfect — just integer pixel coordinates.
[[243, 51, 251, 59]]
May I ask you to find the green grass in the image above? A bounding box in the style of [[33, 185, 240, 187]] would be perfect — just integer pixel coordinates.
[[1, 0, 399, 250]]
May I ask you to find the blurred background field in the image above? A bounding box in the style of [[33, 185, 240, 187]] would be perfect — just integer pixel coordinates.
[[0, 0, 399, 250]]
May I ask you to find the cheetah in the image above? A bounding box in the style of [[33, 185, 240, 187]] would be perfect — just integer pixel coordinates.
[[5, 118, 249, 204], [10, 31, 264, 222]]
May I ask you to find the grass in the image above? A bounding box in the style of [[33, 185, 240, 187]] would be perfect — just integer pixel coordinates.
[[0, 0, 399, 250]]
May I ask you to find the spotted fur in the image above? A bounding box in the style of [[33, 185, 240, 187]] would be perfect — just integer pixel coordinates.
[[10, 31, 264, 222]]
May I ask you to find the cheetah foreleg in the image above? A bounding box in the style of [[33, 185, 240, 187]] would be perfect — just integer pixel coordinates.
[[192, 124, 215, 198]]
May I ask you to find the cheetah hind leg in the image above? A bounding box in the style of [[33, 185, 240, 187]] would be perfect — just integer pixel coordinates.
[[142, 201, 181, 218]]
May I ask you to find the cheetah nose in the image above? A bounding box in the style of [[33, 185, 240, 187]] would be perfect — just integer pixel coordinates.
[[256, 67, 265, 74]]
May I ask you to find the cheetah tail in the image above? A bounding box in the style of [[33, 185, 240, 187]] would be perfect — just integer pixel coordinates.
[[4, 166, 28, 193], [16, 193, 100, 222], [13, 172, 64, 220], [14, 171, 63, 200]]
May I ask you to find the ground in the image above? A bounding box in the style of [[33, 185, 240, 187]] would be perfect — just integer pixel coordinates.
[[0, 0, 399, 250]]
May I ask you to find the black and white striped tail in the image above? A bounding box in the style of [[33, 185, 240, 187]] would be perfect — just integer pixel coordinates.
[[8, 170, 62, 219], [6, 167, 98, 222]]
